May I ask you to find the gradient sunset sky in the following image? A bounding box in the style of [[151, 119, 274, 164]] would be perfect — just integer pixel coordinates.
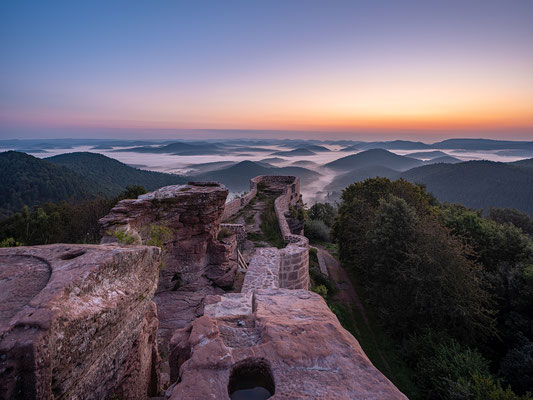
[[1, 0, 532, 140]]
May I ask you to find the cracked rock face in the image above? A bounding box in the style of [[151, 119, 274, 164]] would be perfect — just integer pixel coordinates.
[[99, 183, 232, 292], [0, 244, 162, 400], [99, 183, 238, 353], [168, 289, 407, 400]]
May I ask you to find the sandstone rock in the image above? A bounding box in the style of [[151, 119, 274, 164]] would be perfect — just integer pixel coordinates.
[[154, 277, 224, 351], [0, 244, 162, 400], [99, 183, 234, 292], [167, 289, 407, 400]]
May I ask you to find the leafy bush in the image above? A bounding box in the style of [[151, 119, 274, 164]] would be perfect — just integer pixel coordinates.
[[328, 302, 357, 336], [499, 342, 533, 395], [309, 267, 337, 295], [313, 284, 328, 299], [307, 202, 337, 227], [259, 198, 286, 248], [0, 237, 22, 247], [488, 207, 533, 236], [108, 229, 136, 245], [468, 373, 533, 400], [146, 224, 173, 247], [304, 219, 330, 242]]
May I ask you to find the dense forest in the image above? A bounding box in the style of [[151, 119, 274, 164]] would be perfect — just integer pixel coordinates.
[[0, 151, 187, 218], [0, 151, 99, 218], [399, 161, 533, 215], [325, 178, 533, 399], [0, 185, 147, 246]]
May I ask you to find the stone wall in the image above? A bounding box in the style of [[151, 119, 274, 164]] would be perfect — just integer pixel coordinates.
[[99, 182, 234, 291], [267, 175, 310, 290], [221, 176, 261, 221], [0, 244, 161, 400], [279, 238, 310, 289], [220, 223, 246, 247], [220, 175, 309, 291]]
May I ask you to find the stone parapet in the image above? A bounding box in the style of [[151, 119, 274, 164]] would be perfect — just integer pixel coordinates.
[[221, 175, 309, 292]]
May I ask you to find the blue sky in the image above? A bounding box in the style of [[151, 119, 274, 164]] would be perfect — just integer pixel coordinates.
[[1, 0, 532, 140]]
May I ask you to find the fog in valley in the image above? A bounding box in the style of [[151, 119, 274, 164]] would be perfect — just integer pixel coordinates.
[[4, 138, 530, 205]]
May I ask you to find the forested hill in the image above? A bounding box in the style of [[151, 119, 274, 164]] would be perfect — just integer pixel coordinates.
[[0, 151, 97, 218], [0, 151, 187, 218], [399, 160, 533, 215], [194, 160, 321, 192], [47, 152, 187, 192]]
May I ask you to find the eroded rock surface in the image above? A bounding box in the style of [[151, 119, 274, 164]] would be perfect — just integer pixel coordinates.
[[99, 182, 239, 359], [168, 289, 407, 400], [99, 182, 231, 291], [0, 244, 162, 400]]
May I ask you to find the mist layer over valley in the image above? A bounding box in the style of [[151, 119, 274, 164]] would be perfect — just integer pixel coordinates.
[[2, 137, 533, 215]]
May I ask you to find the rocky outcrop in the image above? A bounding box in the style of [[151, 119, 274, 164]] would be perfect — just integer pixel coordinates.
[[0, 244, 161, 400], [168, 289, 406, 399], [99, 182, 232, 291], [99, 182, 239, 358]]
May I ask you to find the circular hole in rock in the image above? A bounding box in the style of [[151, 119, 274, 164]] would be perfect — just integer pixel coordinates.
[[228, 358, 274, 400]]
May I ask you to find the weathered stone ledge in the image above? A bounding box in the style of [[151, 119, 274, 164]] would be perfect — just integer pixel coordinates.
[[168, 289, 407, 400], [0, 244, 162, 400]]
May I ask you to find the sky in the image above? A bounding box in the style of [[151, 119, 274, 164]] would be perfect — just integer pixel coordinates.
[[1, 0, 533, 141]]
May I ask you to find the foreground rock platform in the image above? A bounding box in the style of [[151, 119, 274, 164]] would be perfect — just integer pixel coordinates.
[[168, 289, 406, 400], [0, 244, 162, 400]]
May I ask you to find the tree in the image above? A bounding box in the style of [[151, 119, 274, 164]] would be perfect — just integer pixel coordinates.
[[488, 208, 533, 236], [307, 202, 337, 227]]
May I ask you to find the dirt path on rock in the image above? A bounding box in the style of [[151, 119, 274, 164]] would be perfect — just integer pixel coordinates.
[[316, 245, 392, 374]]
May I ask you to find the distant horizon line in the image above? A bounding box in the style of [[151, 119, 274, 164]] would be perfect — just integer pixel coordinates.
[[1, 135, 533, 145]]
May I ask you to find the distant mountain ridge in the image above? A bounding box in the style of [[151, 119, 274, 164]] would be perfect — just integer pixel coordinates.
[[194, 160, 321, 191], [431, 138, 533, 150]]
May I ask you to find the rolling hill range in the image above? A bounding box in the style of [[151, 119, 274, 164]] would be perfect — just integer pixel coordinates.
[[399, 160, 533, 215], [0, 151, 187, 218], [324, 149, 423, 171], [47, 152, 187, 191], [359, 140, 431, 150], [113, 141, 223, 155], [193, 160, 321, 192], [432, 138, 533, 150]]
